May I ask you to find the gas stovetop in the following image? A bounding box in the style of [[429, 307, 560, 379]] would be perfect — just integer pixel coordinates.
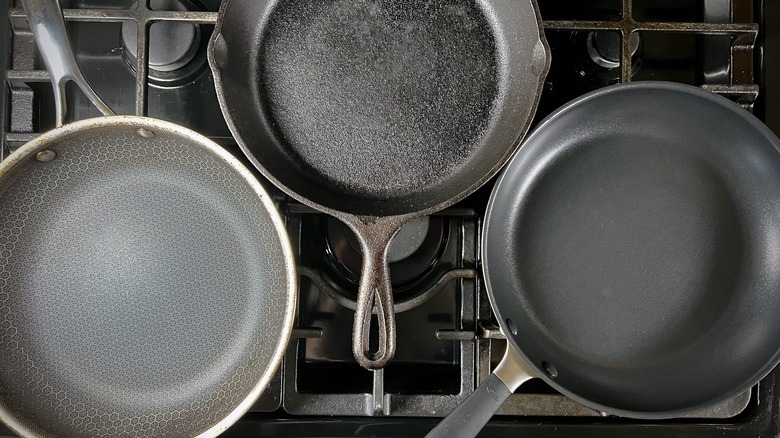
[[1, 0, 779, 437]]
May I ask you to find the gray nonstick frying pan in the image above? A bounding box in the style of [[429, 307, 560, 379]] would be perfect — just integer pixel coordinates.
[[428, 82, 780, 437], [209, 0, 550, 369], [0, 1, 296, 436]]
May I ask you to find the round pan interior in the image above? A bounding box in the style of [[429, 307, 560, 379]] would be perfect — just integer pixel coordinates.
[[210, 0, 548, 217], [0, 118, 295, 437], [484, 82, 780, 417]]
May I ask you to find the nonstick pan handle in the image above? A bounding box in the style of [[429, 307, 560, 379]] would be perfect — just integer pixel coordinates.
[[427, 344, 537, 438], [347, 216, 407, 370], [22, 0, 115, 127]]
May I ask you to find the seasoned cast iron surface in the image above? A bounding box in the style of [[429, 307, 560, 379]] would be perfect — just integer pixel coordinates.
[[259, 0, 499, 198]]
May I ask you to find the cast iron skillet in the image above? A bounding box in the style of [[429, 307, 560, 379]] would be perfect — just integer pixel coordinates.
[[427, 82, 780, 437], [209, 0, 550, 369]]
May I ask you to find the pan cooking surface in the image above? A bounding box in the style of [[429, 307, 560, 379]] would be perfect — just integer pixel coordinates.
[[259, 0, 499, 197], [0, 124, 290, 437], [486, 84, 780, 414], [518, 138, 743, 364]]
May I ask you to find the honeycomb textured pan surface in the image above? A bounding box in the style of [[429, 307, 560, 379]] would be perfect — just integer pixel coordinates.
[[0, 123, 290, 437]]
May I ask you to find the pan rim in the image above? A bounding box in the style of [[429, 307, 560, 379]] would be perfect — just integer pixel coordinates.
[[0, 116, 297, 438], [482, 80, 780, 419], [207, 0, 551, 221]]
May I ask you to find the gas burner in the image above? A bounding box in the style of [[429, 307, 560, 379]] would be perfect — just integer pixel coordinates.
[[314, 215, 449, 312], [586, 30, 641, 70], [540, 9, 643, 95], [572, 29, 643, 85], [121, 0, 209, 86], [325, 216, 443, 285]]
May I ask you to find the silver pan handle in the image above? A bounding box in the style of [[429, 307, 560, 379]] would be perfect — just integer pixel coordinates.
[[22, 0, 115, 127]]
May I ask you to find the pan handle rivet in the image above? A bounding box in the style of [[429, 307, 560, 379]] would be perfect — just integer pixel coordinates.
[[506, 318, 518, 335], [137, 128, 155, 138], [542, 361, 558, 378], [35, 150, 56, 162]]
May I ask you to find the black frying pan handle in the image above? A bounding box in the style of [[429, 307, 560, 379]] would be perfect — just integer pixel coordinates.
[[345, 216, 407, 370], [427, 345, 537, 438], [427, 374, 510, 438]]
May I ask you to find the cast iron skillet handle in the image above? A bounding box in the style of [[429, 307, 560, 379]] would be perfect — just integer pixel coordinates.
[[426, 344, 537, 438], [22, 0, 115, 127], [346, 216, 407, 370]]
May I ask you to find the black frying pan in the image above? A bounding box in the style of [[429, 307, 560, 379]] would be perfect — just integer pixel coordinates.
[[209, 0, 550, 369], [428, 82, 780, 437]]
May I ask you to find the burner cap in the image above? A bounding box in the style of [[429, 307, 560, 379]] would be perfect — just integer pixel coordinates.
[[318, 215, 450, 312], [587, 31, 641, 69], [121, 0, 201, 73], [325, 215, 445, 285], [344, 216, 430, 263]]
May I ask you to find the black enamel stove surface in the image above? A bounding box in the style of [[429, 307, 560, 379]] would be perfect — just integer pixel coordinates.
[[1, 0, 779, 436]]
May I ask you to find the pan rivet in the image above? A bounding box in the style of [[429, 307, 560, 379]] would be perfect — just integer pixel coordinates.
[[35, 150, 56, 162], [542, 361, 558, 378], [137, 128, 155, 138], [505, 318, 518, 336]]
